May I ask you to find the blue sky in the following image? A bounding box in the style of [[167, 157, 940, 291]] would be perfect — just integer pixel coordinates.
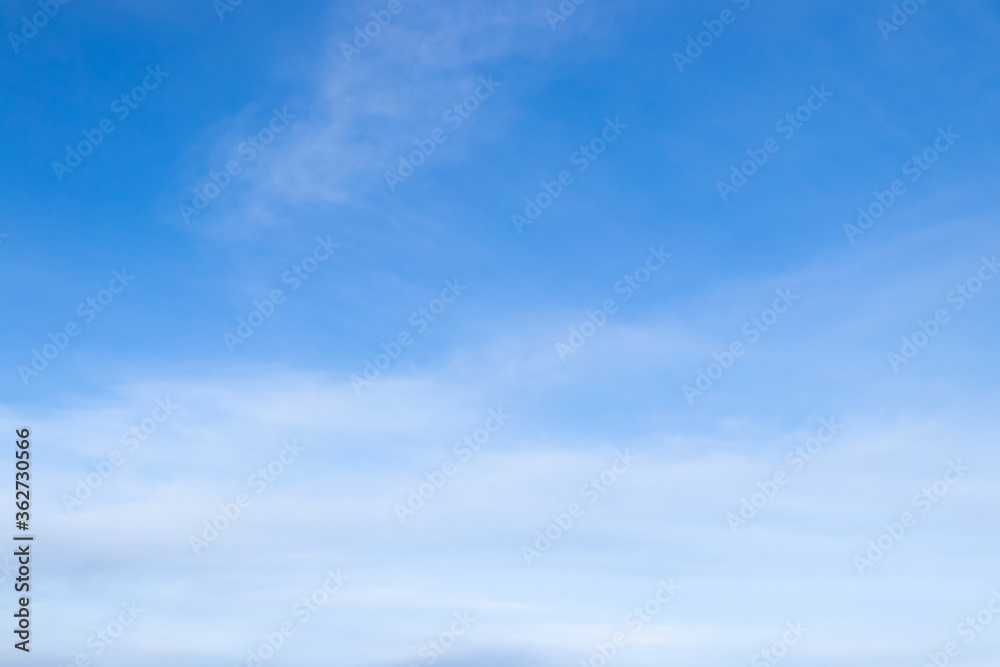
[[2, 1, 1000, 665]]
